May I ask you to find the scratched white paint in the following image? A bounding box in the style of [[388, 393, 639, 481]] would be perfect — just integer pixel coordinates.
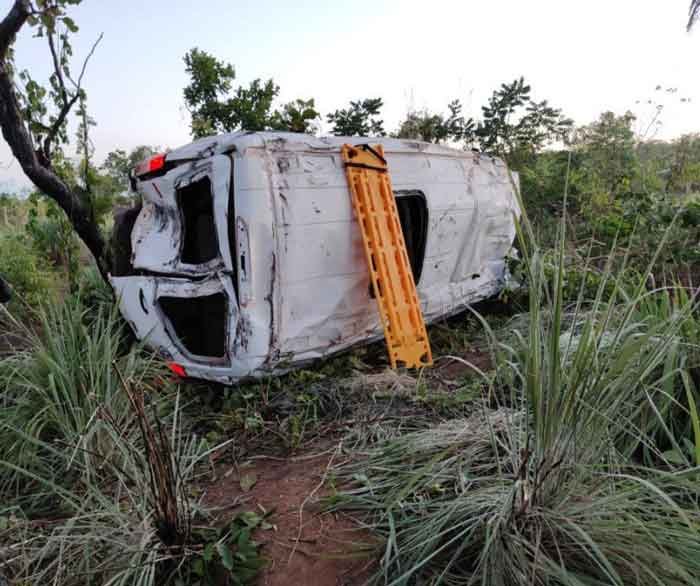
[[110, 132, 520, 384], [130, 155, 233, 275]]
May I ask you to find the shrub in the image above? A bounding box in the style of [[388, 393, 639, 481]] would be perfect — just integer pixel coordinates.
[[0, 231, 56, 313]]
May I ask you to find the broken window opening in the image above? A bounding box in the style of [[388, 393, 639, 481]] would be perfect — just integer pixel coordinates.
[[368, 191, 428, 299], [159, 293, 227, 359], [395, 191, 428, 284], [178, 177, 219, 265]]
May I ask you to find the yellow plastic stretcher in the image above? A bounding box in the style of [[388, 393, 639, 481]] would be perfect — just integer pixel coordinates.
[[341, 143, 433, 370]]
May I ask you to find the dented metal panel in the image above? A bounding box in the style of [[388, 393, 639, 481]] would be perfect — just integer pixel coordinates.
[[341, 143, 433, 369], [110, 273, 263, 383], [112, 131, 520, 384], [131, 155, 234, 275]]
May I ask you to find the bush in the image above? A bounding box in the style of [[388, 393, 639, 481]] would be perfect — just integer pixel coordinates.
[[0, 231, 56, 313]]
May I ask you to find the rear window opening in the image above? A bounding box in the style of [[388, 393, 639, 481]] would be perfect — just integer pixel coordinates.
[[178, 177, 219, 265], [368, 191, 428, 299], [395, 190, 428, 284], [159, 293, 227, 359]]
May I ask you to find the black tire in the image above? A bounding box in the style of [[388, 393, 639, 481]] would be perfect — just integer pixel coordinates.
[[111, 205, 142, 277]]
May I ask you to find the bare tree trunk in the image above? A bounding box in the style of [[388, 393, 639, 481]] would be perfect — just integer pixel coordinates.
[[0, 0, 111, 283]]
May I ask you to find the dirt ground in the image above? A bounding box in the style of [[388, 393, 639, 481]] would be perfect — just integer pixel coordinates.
[[203, 451, 375, 586], [196, 339, 493, 586], [434, 348, 492, 381]]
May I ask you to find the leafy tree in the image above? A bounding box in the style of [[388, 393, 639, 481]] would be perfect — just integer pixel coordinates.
[[636, 139, 675, 193], [327, 98, 385, 136], [226, 77, 279, 132], [0, 0, 109, 298], [183, 48, 318, 138], [572, 111, 639, 197], [183, 47, 237, 137], [569, 111, 645, 239], [475, 77, 572, 167], [667, 134, 700, 194], [518, 150, 583, 215], [395, 100, 473, 143], [102, 145, 159, 194], [269, 98, 320, 134]]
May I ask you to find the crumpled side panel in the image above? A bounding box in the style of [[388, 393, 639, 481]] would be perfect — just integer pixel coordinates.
[[110, 274, 261, 384], [269, 147, 519, 365], [131, 156, 233, 276]]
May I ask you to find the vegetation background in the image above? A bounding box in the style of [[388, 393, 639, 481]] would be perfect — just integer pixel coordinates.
[[1, 1, 700, 585]]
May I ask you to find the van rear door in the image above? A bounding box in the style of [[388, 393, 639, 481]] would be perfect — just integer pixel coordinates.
[[131, 155, 234, 276], [109, 274, 241, 381]]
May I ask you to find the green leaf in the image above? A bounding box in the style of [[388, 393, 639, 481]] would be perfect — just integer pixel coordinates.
[[217, 541, 235, 571], [192, 558, 205, 577], [203, 541, 215, 562], [237, 527, 252, 547], [238, 510, 262, 528], [62, 16, 79, 32], [662, 448, 686, 466]]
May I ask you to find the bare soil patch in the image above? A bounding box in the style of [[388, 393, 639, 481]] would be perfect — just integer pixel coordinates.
[[203, 451, 375, 586], [434, 348, 492, 382]]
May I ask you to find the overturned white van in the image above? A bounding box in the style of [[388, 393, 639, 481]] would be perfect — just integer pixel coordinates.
[[110, 132, 520, 383]]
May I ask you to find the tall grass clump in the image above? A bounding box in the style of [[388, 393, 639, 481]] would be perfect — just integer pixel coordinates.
[[330, 198, 700, 584], [0, 297, 261, 585], [0, 298, 164, 510], [629, 284, 700, 465]]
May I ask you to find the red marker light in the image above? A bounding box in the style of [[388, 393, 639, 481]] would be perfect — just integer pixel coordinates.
[[168, 362, 187, 378], [134, 153, 166, 177], [148, 153, 166, 173]]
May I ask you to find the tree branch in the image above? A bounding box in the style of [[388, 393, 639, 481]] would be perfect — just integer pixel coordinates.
[[42, 32, 102, 163], [47, 30, 69, 107], [0, 1, 110, 279], [0, 1, 30, 59], [69, 32, 103, 89], [42, 91, 79, 163]]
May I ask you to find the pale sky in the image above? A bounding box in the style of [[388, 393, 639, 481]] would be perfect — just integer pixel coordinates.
[[1, 0, 699, 191]]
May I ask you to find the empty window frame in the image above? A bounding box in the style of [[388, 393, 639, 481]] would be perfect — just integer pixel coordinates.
[[394, 190, 428, 284], [178, 177, 219, 265], [159, 293, 227, 359]]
